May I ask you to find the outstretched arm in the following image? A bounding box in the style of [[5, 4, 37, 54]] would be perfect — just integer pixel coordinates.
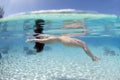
[[26, 38, 49, 43]]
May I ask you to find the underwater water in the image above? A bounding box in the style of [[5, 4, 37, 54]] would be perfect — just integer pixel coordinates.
[[0, 12, 120, 80]]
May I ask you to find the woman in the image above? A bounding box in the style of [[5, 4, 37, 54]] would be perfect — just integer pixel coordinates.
[[26, 34, 100, 62]]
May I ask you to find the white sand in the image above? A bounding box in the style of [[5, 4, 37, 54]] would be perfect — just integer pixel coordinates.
[[0, 44, 120, 80]]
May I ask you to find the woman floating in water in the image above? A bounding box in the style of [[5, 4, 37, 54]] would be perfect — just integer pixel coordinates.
[[26, 34, 100, 62]]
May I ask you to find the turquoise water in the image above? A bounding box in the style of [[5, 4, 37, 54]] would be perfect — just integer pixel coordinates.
[[0, 12, 120, 80]]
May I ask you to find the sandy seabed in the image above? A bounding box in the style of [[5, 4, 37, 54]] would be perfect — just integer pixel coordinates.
[[0, 45, 120, 80]]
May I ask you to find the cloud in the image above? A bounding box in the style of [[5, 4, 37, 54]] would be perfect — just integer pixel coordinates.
[[7, 9, 100, 17], [23, 9, 98, 14]]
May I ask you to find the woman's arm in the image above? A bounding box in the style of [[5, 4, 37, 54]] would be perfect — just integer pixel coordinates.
[[26, 38, 50, 43]]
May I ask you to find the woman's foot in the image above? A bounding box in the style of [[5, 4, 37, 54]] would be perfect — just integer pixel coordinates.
[[92, 56, 100, 62]]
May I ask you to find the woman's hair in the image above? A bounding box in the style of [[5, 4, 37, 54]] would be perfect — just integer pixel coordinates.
[[35, 19, 45, 25], [34, 19, 45, 52]]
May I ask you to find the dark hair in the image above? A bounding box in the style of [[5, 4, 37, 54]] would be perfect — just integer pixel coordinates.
[[33, 19, 45, 52], [34, 42, 45, 52], [35, 19, 45, 25]]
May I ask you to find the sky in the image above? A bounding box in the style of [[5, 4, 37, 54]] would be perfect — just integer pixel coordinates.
[[2, 0, 120, 16]]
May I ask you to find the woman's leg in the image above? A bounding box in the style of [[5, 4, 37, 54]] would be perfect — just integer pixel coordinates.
[[81, 42, 100, 61], [72, 39, 100, 61]]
